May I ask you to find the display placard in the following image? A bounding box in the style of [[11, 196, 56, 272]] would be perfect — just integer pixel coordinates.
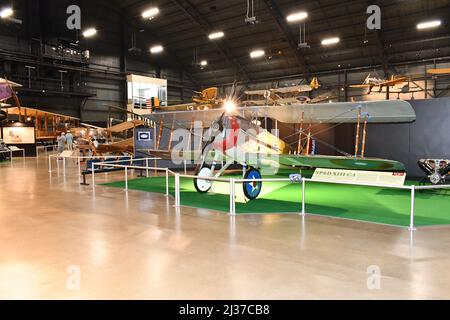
[[138, 131, 152, 142], [2, 127, 36, 145], [312, 168, 406, 186]]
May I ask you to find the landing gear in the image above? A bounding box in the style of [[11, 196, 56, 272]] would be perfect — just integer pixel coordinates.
[[194, 165, 213, 193], [243, 168, 262, 201]]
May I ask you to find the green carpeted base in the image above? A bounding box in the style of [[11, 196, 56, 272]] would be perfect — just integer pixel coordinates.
[[103, 175, 450, 227]]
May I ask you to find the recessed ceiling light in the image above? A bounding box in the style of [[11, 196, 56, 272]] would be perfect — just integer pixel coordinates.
[[200, 60, 208, 66], [0, 7, 13, 19], [142, 7, 159, 20], [150, 45, 164, 54], [286, 11, 308, 23], [250, 50, 265, 59], [83, 28, 97, 38], [321, 37, 340, 46], [417, 20, 441, 30], [208, 31, 224, 40]]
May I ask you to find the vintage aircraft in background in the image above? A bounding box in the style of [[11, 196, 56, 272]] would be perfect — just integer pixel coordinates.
[[144, 99, 416, 200], [350, 74, 408, 94], [427, 68, 450, 75], [243, 78, 322, 106], [0, 77, 20, 121]]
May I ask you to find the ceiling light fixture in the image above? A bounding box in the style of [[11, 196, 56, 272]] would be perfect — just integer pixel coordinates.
[[142, 7, 159, 20], [286, 11, 308, 23], [208, 31, 224, 40], [150, 45, 164, 54], [200, 60, 208, 66], [83, 28, 97, 38], [224, 100, 237, 113], [321, 37, 340, 46], [417, 20, 441, 30], [250, 50, 265, 59], [0, 7, 13, 19]]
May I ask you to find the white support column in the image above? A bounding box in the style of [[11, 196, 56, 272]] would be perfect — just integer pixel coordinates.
[[301, 178, 306, 216], [409, 186, 416, 231]]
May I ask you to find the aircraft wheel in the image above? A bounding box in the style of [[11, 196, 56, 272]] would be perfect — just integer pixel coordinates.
[[194, 165, 213, 193], [243, 168, 263, 201]]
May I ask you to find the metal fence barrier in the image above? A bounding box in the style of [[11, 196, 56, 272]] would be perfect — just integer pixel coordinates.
[[77, 158, 450, 231]]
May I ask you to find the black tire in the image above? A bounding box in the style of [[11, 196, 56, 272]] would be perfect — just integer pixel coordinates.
[[194, 164, 213, 194], [243, 168, 263, 201]]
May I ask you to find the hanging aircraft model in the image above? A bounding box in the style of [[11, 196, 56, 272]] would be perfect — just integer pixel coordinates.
[[350, 74, 408, 94], [144, 99, 416, 200], [244, 78, 322, 106]]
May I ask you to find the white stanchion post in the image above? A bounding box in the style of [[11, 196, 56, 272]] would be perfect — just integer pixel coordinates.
[[175, 174, 180, 207], [48, 155, 52, 173], [165, 168, 169, 196], [77, 157, 81, 184], [125, 167, 128, 191], [229, 178, 236, 216], [184, 160, 187, 175], [409, 186, 416, 231], [301, 178, 306, 216], [92, 163, 95, 187], [146, 159, 149, 178], [63, 157, 66, 177]]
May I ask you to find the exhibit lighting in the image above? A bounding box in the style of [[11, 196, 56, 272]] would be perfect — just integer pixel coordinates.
[[200, 60, 208, 66], [417, 20, 441, 30], [0, 7, 13, 19], [150, 45, 164, 54], [321, 37, 340, 46], [142, 7, 159, 19], [83, 28, 97, 38], [250, 50, 265, 59], [208, 31, 224, 40], [224, 100, 237, 113], [286, 11, 308, 23]]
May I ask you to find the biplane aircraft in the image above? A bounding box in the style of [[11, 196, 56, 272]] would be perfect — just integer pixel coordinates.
[[243, 79, 321, 106], [144, 99, 416, 200], [350, 74, 408, 94], [0, 78, 20, 121], [1, 77, 81, 141], [76, 119, 146, 156]]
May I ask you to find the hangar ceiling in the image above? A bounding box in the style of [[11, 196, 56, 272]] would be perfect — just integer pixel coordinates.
[[116, 0, 450, 85]]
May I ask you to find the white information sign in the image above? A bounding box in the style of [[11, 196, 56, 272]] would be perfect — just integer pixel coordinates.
[[312, 168, 406, 186]]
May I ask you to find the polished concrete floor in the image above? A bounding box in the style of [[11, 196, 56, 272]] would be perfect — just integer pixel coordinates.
[[1, 156, 450, 300]]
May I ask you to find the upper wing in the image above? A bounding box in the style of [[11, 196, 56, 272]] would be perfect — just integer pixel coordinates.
[[349, 84, 372, 88], [427, 68, 450, 75], [240, 100, 416, 124], [145, 100, 416, 128], [380, 77, 407, 86]]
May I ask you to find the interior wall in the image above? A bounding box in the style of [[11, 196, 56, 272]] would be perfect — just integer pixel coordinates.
[[0, 0, 196, 124], [365, 97, 450, 177]]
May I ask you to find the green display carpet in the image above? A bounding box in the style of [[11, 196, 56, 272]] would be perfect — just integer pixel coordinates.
[[103, 175, 450, 227]]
